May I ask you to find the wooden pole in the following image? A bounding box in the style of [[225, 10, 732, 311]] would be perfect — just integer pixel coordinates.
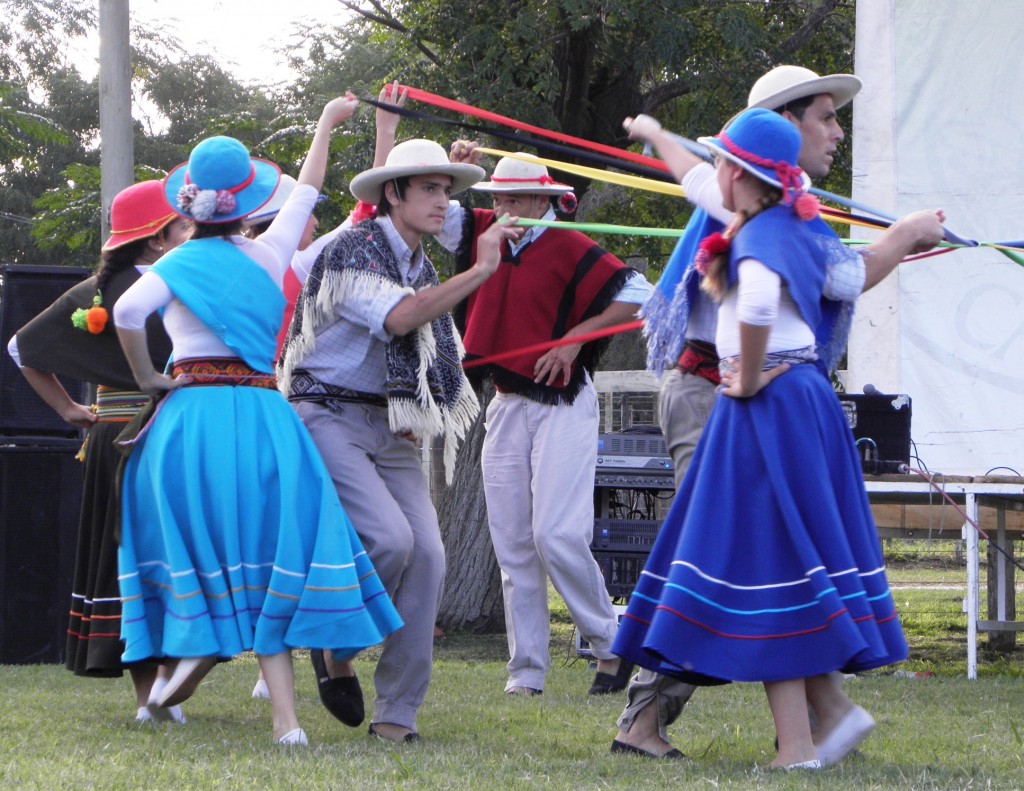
[[98, 0, 133, 241]]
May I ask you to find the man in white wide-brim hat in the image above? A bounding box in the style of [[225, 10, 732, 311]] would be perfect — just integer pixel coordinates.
[[278, 137, 524, 744], [611, 65, 944, 762], [439, 147, 653, 699]]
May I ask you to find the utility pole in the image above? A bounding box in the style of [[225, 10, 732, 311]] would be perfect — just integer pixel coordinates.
[[98, 0, 133, 241]]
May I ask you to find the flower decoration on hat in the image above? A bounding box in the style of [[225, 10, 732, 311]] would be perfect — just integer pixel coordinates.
[[558, 191, 578, 214], [176, 177, 241, 222], [70, 291, 108, 334]]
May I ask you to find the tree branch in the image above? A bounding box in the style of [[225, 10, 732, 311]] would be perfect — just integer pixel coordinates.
[[640, 77, 694, 114], [778, 0, 846, 54], [334, 0, 443, 68]]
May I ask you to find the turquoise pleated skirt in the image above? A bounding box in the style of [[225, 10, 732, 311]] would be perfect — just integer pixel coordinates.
[[117, 383, 403, 661]]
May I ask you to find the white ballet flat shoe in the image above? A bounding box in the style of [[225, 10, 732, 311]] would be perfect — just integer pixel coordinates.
[[251, 678, 270, 700], [277, 727, 308, 746], [816, 705, 876, 766]]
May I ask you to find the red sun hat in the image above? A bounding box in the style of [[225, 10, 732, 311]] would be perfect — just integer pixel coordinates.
[[101, 180, 178, 251]]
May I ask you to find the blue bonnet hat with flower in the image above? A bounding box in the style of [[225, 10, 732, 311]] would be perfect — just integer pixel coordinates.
[[164, 136, 281, 224]]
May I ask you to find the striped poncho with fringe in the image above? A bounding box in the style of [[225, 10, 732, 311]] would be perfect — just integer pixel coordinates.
[[278, 219, 479, 483]]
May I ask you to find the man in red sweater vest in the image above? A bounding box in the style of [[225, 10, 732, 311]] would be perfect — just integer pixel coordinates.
[[444, 149, 653, 697]]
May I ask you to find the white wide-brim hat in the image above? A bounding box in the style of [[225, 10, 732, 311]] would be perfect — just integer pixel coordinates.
[[349, 139, 484, 204], [747, 65, 862, 111], [472, 154, 573, 195], [245, 174, 325, 222]]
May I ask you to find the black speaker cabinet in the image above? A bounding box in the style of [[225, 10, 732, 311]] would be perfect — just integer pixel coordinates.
[[839, 393, 912, 464], [0, 442, 81, 664], [0, 264, 92, 438]]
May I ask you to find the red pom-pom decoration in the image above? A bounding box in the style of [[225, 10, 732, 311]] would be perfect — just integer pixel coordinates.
[[558, 192, 578, 214], [693, 231, 730, 275], [214, 189, 237, 216], [793, 193, 820, 221], [350, 201, 378, 224], [701, 231, 731, 255]]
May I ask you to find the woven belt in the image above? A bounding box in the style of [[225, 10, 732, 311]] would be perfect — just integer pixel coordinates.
[[718, 346, 818, 376], [172, 357, 278, 390], [287, 369, 387, 408], [94, 386, 149, 423]]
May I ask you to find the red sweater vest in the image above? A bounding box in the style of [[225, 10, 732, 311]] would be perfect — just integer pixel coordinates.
[[459, 208, 630, 404]]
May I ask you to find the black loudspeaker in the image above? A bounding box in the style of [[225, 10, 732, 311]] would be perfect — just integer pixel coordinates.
[[839, 393, 912, 471], [0, 264, 92, 438], [0, 442, 81, 664]]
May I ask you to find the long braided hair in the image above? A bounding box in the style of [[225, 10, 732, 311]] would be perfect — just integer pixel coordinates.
[[95, 237, 152, 295], [700, 187, 781, 302]]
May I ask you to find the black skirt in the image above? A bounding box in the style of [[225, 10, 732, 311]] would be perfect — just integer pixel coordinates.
[[64, 419, 139, 677]]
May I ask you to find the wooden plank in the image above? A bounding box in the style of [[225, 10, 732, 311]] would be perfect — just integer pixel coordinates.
[[977, 621, 1024, 632]]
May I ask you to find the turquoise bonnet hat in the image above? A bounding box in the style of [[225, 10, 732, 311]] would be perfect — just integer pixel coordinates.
[[164, 136, 281, 224]]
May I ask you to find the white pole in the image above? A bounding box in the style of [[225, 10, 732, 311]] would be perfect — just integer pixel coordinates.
[[98, 0, 133, 241], [964, 492, 978, 680]]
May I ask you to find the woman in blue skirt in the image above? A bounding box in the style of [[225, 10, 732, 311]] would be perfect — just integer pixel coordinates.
[[613, 108, 918, 770], [114, 96, 402, 746]]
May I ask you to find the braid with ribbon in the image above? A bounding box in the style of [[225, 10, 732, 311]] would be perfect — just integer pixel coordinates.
[[699, 191, 781, 302]]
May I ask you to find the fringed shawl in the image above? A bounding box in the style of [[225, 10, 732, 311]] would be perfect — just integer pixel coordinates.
[[729, 208, 855, 370], [279, 220, 478, 483], [640, 208, 724, 376]]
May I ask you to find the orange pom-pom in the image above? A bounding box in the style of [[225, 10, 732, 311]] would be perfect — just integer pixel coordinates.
[[85, 306, 108, 334]]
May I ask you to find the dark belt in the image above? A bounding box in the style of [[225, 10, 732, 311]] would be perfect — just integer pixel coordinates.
[[287, 369, 387, 408]]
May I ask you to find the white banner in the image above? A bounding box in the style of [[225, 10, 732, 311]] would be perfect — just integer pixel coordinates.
[[850, 0, 1024, 474]]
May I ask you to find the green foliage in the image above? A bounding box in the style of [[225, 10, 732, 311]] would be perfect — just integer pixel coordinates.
[[2, 0, 857, 278], [1, 0, 97, 265], [30, 161, 100, 263], [0, 81, 71, 160], [0, 0, 95, 85]]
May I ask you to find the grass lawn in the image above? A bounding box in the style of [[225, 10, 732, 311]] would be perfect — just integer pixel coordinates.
[[2, 547, 1022, 789], [2, 650, 1023, 790]]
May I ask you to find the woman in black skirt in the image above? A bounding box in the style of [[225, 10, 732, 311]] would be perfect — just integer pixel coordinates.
[[8, 180, 190, 722]]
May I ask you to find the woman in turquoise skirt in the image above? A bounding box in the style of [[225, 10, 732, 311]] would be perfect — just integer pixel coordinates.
[[114, 96, 402, 745]]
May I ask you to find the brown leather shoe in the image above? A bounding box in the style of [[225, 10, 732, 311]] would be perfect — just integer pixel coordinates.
[[505, 685, 543, 697]]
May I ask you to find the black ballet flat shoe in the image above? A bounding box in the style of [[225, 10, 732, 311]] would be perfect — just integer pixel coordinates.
[[588, 660, 634, 695], [310, 648, 364, 727], [610, 739, 688, 760], [368, 723, 420, 743]]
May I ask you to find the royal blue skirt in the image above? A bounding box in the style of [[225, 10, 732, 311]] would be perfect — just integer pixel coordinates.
[[613, 364, 907, 683], [117, 383, 403, 662]]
